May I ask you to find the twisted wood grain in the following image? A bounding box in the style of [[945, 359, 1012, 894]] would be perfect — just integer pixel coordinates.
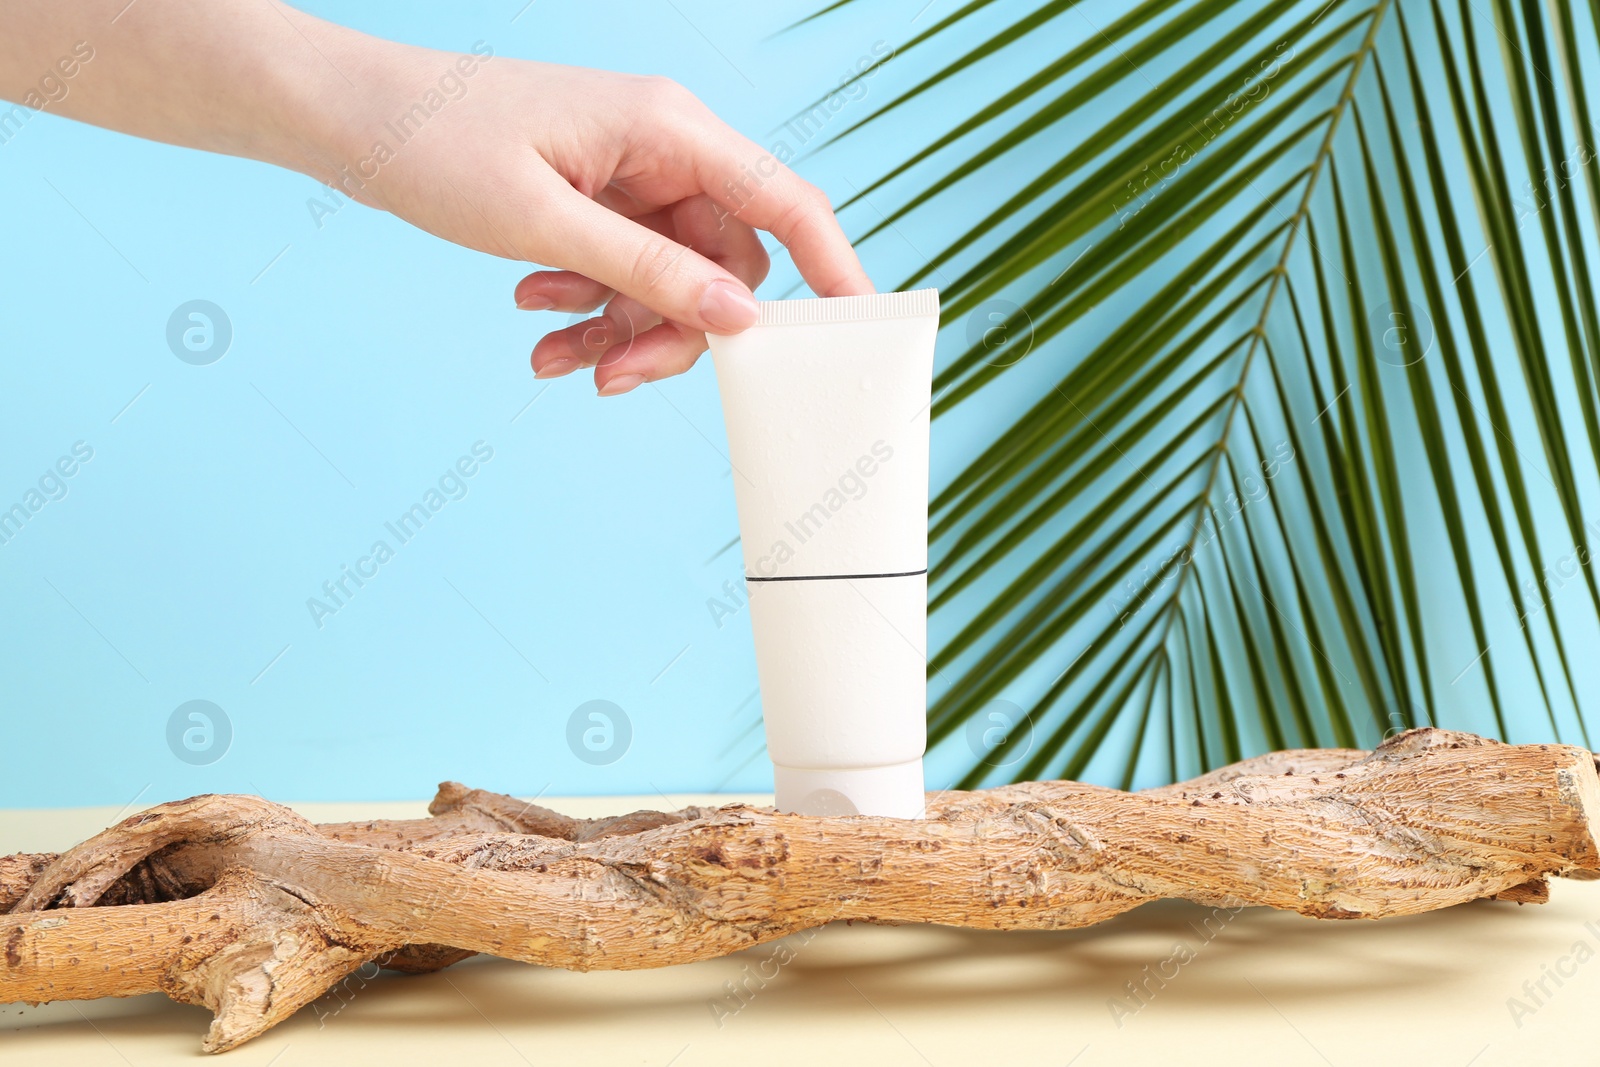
[[2, 729, 1596, 1052]]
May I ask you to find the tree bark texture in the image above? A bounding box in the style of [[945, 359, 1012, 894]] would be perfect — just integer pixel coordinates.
[[2, 728, 1596, 1052]]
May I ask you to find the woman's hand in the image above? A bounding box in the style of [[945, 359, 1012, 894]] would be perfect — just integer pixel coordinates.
[[317, 45, 875, 395], [0, 2, 874, 396]]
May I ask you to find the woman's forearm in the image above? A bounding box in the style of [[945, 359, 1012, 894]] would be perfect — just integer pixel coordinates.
[[0, 0, 360, 177]]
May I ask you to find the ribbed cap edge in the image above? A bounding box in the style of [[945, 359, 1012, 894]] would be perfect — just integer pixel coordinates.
[[753, 288, 939, 326]]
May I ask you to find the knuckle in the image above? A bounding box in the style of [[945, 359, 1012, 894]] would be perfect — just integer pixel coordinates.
[[799, 180, 831, 208], [638, 74, 691, 110], [807, 185, 837, 215], [629, 237, 686, 297], [771, 195, 818, 238]]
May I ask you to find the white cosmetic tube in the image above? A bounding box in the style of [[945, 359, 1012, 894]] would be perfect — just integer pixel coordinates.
[[707, 289, 939, 819]]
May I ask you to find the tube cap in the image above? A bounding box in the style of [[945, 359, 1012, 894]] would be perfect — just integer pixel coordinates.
[[773, 760, 926, 819]]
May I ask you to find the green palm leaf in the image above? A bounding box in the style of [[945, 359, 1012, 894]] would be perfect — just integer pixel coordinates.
[[813, 0, 1600, 785]]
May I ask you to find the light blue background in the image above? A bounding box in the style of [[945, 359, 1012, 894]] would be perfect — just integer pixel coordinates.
[[0, 0, 1050, 807], [6, 1, 1593, 809]]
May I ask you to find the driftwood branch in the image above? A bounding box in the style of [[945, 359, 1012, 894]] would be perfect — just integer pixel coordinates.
[[3, 728, 1598, 1052]]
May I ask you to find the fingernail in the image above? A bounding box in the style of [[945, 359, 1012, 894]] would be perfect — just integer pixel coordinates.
[[517, 294, 555, 311], [598, 374, 645, 397], [698, 279, 759, 333], [535, 357, 580, 379]]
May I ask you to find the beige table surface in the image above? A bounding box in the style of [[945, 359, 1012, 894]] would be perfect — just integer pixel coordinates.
[[2, 793, 1591, 1065]]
